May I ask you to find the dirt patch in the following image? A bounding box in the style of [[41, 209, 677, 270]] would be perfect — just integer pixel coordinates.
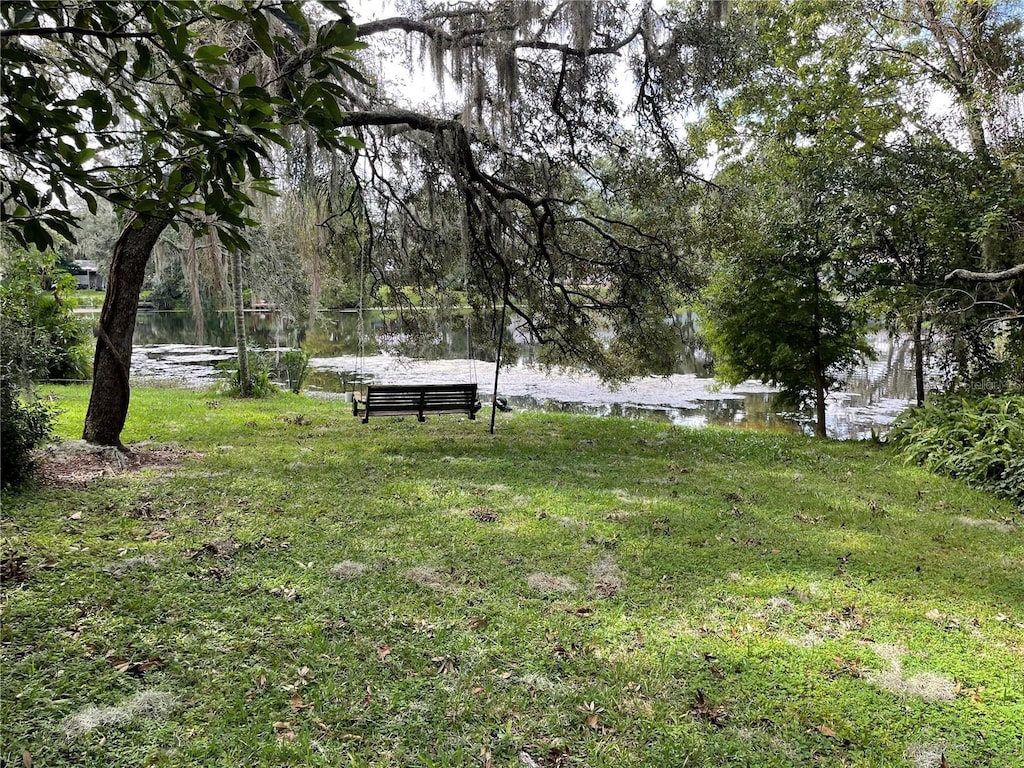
[[866, 669, 957, 702], [785, 631, 825, 648], [603, 510, 634, 522], [191, 537, 242, 559], [329, 560, 369, 580], [469, 508, 500, 523], [766, 597, 795, 613], [34, 441, 200, 489], [1, 551, 31, 584], [863, 644, 957, 702], [63, 690, 179, 737], [405, 565, 453, 592], [905, 743, 950, 768], [957, 515, 1015, 533], [527, 572, 578, 594], [590, 556, 624, 597]]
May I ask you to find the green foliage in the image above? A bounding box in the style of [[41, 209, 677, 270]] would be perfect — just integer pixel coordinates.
[[219, 346, 275, 398], [0, 247, 91, 382], [0, 370, 55, 490], [280, 349, 311, 394], [0, 0, 365, 253], [699, 153, 871, 433], [146, 258, 189, 311], [890, 394, 1024, 504]]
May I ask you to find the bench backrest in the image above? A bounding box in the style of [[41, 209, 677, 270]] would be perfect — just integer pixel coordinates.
[[360, 383, 479, 421]]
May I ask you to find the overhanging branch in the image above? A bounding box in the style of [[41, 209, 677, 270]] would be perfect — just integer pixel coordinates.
[[945, 263, 1024, 284]]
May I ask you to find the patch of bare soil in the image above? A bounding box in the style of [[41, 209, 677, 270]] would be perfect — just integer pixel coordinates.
[[956, 515, 1016, 533], [590, 556, 624, 598], [405, 565, 455, 592], [329, 560, 369, 580], [862, 643, 958, 702], [34, 441, 200, 489], [905, 743, 951, 768], [526, 572, 578, 594], [63, 690, 179, 737]]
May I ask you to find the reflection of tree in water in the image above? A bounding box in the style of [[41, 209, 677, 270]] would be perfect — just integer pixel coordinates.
[[843, 333, 932, 405]]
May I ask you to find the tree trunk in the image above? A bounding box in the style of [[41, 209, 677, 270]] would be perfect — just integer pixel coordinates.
[[184, 230, 206, 345], [913, 312, 925, 407], [810, 265, 827, 439], [229, 240, 251, 396], [812, 354, 827, 439], [83, 212, 171, 446]]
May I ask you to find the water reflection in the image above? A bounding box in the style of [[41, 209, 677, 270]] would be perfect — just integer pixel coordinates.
[[125, 309, 927, 440]]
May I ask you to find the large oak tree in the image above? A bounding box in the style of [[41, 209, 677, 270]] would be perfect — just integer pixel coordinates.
[[2, 0, 366, 444]]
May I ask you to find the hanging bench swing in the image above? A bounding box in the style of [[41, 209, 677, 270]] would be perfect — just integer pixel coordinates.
[[350, 253, 509, 430], [352, 382, 481, 423]]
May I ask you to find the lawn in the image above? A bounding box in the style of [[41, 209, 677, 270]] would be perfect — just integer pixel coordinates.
[[1, 385, 1021, 767]]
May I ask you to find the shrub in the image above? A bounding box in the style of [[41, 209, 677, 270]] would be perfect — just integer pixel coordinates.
[[889, 394, 1024, 504], [280, 349, 311, 394], [219, 346, 276, 398], [1, 248, 91, 382], [1, 369, 55, 490]]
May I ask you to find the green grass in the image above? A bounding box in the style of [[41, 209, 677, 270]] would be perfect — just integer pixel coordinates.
[[2, 385, 1022, 767], [72, 289, 106, 309]]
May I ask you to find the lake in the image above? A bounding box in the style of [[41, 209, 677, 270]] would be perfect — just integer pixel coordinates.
[[124, 309, 926, 439]]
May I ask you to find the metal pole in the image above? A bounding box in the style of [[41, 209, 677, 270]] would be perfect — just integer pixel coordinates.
[[489, 278, 509, 435]]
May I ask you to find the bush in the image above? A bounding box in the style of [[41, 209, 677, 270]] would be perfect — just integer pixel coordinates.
[[889, 394, 1024, 504], [1, 370, 55, 490], [1, 247, 91, 382], [219, 346, 276, 398], [280, 349, 311, 394]]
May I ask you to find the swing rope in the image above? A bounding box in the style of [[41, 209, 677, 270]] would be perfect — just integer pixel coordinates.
[[355, 233, 367, 397], [489, 272, 509, 435]]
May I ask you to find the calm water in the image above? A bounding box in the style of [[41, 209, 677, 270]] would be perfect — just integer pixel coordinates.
[[125, 309, 925, 439]]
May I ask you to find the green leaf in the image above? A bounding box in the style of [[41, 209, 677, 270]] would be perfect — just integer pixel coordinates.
[[133, 41, 152, 78], [208, 4, 247, 22], [195, 44, 229, 63]]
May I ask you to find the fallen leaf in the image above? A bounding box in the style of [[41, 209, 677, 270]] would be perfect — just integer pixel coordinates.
[[22, 751, 32, 768], [585, 713, 600, 730], [289, 693, 308, 711], [272, 720, 296, 743], [69, 512, 83, 520], [377, 645, 392, 660], [816, 724, 836, 738], [467, 616, 488, 630], [472, 686, 485, 695], [688, 690, 729, 726]]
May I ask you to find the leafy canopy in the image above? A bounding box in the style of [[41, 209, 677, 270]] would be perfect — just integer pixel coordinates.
[[0, 0, 365, 252]]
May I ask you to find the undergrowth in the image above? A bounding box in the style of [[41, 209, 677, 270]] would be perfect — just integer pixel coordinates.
[[889, 394, 1024, 506]]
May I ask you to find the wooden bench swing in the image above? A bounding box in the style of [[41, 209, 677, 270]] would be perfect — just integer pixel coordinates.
[[352, 382, 481, 423], [350, 261, 508, 432]]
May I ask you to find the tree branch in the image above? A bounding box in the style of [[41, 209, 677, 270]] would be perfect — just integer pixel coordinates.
[[945, 262, 1024, 284]]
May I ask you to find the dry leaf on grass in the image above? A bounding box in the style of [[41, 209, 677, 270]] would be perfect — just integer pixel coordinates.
[[688, 690, 729, 726]]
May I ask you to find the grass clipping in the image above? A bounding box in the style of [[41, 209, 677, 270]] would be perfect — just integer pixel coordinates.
[[64, 691, 179, 737]]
